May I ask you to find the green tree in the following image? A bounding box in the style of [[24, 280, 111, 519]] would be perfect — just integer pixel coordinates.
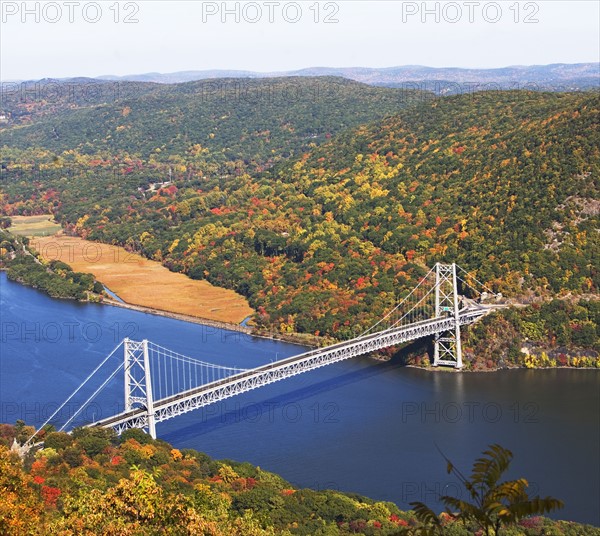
[[72, 426, 116, 456], [407, 444, 563, 536]]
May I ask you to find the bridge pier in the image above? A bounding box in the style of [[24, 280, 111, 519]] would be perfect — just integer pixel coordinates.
[[433, 263, 463, 369]]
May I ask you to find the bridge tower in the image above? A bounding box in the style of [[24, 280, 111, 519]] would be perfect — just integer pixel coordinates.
[[124, 338, 157, 438], [433, 263, 463, 368]]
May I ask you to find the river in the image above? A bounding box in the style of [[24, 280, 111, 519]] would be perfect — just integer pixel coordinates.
[[0, 272, 598, 526]]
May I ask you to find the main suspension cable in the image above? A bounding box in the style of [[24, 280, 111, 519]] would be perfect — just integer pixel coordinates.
[[26, 340, 124, 445], [358, 264, 437, 337]]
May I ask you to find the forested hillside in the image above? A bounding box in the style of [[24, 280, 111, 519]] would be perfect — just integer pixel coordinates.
[[1, 88, 598, 358], [0, 78, 160, 126], [1, 423, 598, 535], [0, 77, 424, 171]]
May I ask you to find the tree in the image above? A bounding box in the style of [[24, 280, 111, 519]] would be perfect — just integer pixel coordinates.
[[119, 428, 153, 445], [407, 444, 563, 535], [0, 446, 45, 534], [44, 431, 73, 450], [72, 426, 116, 456], [571, 321, 597, 348]]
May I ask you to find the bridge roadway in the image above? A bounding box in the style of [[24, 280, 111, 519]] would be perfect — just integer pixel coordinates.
[[91, 306, 490, 435]]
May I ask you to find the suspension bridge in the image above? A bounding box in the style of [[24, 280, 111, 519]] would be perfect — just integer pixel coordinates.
[[28, 263, 502, 442]]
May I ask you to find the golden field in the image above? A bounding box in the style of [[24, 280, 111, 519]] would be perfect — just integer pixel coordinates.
[[30, 233, 254, 324]]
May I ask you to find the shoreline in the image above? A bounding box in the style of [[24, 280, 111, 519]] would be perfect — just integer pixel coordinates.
[[3, 269, 597, 371], [102, 297, 315, 349], [0, 262, 316, 349], [402, 363, 600, 373], [99, 299, 599, 371], [103, 297, 254, 334]]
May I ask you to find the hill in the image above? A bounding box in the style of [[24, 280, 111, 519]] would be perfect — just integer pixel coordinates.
[[1, 423, 598, 535], [0, 77, 425, 169], [1, 89, 598, 367], [0, 78, 160, 126]]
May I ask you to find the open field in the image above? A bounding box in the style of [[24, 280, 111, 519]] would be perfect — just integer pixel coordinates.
[[30, 234, 254, 324], [8, 214, 62, 236]]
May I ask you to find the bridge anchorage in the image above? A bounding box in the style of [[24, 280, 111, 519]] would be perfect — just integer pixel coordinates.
[[27, 262, 501, 442]]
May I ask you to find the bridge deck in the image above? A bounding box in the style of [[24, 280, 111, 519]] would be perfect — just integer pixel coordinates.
[[91, 307, 489, 433]]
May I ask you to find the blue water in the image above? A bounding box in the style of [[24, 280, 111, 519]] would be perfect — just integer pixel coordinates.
[[1, 272, 598, 526]]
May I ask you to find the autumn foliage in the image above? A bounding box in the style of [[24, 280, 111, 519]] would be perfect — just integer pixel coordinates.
[[0, 84, 598, 361]]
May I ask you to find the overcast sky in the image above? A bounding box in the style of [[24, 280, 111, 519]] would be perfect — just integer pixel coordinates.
[[1, 1, 599, 80]]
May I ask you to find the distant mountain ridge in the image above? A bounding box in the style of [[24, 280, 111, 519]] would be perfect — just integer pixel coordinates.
[[93, 63, 600, 92], [3, 63, 597, 95]]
